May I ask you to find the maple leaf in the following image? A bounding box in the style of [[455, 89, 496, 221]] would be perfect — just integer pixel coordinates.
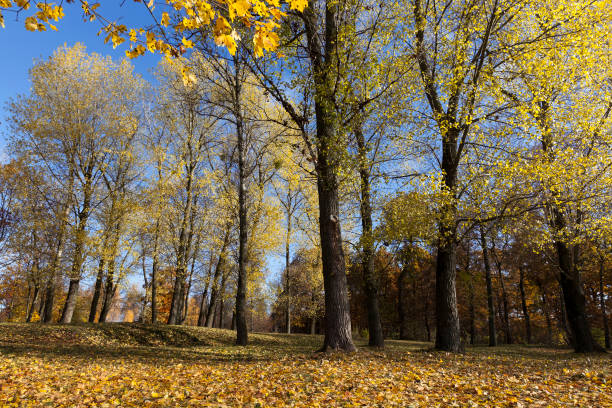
[[289, 0, 308, 11], [229, 0, 251, 21], [24, 16, 39, 31]]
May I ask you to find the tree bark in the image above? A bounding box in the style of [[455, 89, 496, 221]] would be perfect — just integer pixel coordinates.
[[302, 2, 355, 352], [98, 222, 121, 323], [355, 122, 384, 348], [89, 258, 106, 322], [537, 281, 553, 345], [539, 101, 602, 352], [60, 279, 80, 324], [181, 240, 198, 324], [398, 264, 409, 340], [60, 169, 94, 324], [599, 256, 610, 349], [98, 270, 118, 323], [556, 238, 602, 351], [150, 218, 160, 324], [558, 287, 573, 346], [519, 265, 532, 344], [424, 294, 431, 342], [434, 126, 461, 351], [234, 55, 249, 346], [26, 284, 39, 323], [43, 167, 75, 323], [466, 245, 475, 345], [205, 226, 230, 327], [479, 226, 497, 347], [197, 262, 213, 327], [495, 257, 512, 344], [167, 163, 195, 325], [435, 232, 461, 351], [285, 206, 292, 334], [180, 198, 200, 325], [218, 255, 231, 329], [37, 288, 46, 319], [198, 293, 207, 327], [218, 288, 226, 329]]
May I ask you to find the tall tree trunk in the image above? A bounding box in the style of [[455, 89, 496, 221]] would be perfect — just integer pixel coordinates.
[[539, 101, 602, 352], [435, 229, 461, 351], [554, 224, 601, 351], [37, 288, 46, 319], [398, 264, 409, 340], [217, 293, 225, 329], [140, 244, 149, 323], [89, 257, 106, 322], [519, 265, 532, 344], [310, 317, 316, 335], [197, 262, 213, 327], [466, 245, 475, 345], [98, 267, 117, 323], [234, 58, 249, 346], [198, 294, 207, 327], [181, 243, 198, 325], [537, 281, 553, 345], [413, 0, 465, 352], [98, 223, 121, 323], [558, 288, 572, 346], [424, 293, 431, 342], [89, 206, 115, 323], [599, 256, 610, 349], [432, 127, 461, 352], [495, 258, 512, 344], [43, 167, 75, 323], [60, 172, 94, 324], [355, 123, 384, 348], [302, 1, 355, 352], [25, 284, 32, 322], [180, 199, 200, 325], [206, 226, 230, 327], [26, 284, 39, 323], [60, 279, 80, 324], [480, 226, 497, 347], [218, 261, 230, 329], [168, 164, 195, 325], [150, 218, 161, 324], [285, 208, 292, 334]]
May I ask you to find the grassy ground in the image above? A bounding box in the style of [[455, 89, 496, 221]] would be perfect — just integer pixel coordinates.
[[0, 323, 610, 407]]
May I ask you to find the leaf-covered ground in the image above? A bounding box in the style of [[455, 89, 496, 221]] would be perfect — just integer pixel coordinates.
[[0, 323, 610, 407]]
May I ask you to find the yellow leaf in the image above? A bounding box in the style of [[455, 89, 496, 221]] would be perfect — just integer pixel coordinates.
[[229, 0, 250, 21], [181, 66, 197, 87], [25, 16, 38, 31], [15, 0, 30, 9], [182, 37, 194, 49], [161, 11, 170, 26], [289, 0, 307, 11], [146, 31, 156, 52]]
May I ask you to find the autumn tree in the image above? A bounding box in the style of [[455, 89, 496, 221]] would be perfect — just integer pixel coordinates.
[[7, 44, 144, 323]]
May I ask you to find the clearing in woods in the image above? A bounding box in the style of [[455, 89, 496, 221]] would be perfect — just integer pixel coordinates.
[[0, 323, 610, 407]]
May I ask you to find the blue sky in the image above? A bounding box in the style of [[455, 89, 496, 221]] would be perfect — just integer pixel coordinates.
[[0, 2, 161, 156], [0, 4, 288, 294]]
